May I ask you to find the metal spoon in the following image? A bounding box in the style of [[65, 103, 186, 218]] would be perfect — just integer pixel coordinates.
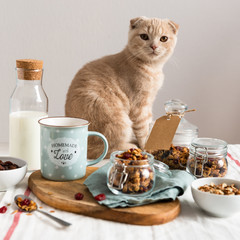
[[14, 194, 71, 227]]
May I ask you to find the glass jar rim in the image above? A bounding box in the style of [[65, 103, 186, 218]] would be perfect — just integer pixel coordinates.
[[190, 138, 227, 157], [191, 138, 227, 149], [110, 150, 154, 166], [153, 160, 170, 172], [174, 129, 198, 135]]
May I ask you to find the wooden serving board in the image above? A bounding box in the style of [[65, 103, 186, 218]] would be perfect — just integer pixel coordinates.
[[28, 167, 180, 226]]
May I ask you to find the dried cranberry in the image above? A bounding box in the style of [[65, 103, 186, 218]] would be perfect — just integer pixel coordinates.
[[94, 194, 106, 201], [0, 206, 7, 213], [123, 153, 132, 159], [4, 161, 12, 165], [20, 198, 31, 206], [75, 192, 84, 200]]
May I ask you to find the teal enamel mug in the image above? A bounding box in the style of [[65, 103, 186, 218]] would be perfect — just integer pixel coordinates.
[[38, 117, 108, 181]]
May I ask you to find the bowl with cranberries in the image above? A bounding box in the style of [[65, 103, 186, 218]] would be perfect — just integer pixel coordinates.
[[0, 156, 27, 191]]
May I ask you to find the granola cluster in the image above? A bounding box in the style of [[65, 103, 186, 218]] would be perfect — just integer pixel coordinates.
[[109, 148, 154, 194], [151, 145, 189, 170], [187, 157, 227, 178], [0, 160, 20, 170], [198, 183, 240, 195]]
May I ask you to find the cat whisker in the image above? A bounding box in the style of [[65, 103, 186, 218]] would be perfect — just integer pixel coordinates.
[[122, 49, 144, 65]]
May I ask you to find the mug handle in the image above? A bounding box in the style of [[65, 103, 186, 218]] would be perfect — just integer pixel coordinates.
[[86, 131, 108, 166]]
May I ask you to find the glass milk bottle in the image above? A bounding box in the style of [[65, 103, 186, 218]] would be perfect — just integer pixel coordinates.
[[9, 59, 48, 170]]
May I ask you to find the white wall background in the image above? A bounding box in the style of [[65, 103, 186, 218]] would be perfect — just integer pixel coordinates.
[[0, 0, 240, 143]]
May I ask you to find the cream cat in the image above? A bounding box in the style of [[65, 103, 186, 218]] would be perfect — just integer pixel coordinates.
[[65, 17, 179, 158]]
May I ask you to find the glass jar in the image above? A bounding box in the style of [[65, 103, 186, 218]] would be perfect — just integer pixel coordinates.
[[152, 99, 198, 170], [9, 59, 48, 170], [167, 99, 198, 147], [107, 149, 156, 196], [187, 138, 228, 178]]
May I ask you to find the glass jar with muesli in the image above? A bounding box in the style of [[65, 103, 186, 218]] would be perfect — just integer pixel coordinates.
[[152, 99, 198, 170], [187, 138, 228, 178], [107, 148, 155, 196]]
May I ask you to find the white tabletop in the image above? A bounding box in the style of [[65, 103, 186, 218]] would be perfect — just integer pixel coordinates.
[[1, 143, 240, 240]]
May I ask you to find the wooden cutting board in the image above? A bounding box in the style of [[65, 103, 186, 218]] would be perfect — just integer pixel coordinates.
[[28, 167, 180, 226]]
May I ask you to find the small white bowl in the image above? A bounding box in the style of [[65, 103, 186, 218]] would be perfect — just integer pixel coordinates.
[[0, 157, 27, 191], [191, 177, 240, 217]]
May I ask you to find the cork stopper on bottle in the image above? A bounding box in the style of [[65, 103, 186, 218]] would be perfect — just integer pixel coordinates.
[[16, 59, 43, 80]]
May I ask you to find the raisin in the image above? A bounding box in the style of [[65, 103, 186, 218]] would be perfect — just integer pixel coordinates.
[[0, 160, 20, 170], [20, 198, 31, 206], [123, 153, 132, 159]]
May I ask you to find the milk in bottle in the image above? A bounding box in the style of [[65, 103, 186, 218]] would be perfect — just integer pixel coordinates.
[[9, 59, 48, 170]]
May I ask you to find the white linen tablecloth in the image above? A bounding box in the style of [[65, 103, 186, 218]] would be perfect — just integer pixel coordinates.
[[1, 144, 240, 240]]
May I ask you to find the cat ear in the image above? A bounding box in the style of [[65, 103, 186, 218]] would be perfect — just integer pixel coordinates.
[[168, 20, 179, 34], [130, 16, 147, 29]]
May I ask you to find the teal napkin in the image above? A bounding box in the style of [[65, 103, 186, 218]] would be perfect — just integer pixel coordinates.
[[84, 162, 195, 208]]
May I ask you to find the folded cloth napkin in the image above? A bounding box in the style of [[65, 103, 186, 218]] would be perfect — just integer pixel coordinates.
[[84, 162, 195, 208]]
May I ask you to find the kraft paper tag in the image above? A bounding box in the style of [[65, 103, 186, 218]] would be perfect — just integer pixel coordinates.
[[145, 115, 181, 151]]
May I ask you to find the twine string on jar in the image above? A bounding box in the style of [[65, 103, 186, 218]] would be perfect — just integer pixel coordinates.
[[166, 109, 196, 120]]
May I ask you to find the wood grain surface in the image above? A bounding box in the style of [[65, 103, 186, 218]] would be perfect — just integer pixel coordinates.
[[28, 167, 180, 225]]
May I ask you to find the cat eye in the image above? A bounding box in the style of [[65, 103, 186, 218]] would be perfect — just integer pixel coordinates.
[[140, 34, 149, 40], [160, 36, 168, 42]]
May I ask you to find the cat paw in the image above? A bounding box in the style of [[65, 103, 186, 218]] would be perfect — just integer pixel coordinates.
[[137, 138, 147, 150]]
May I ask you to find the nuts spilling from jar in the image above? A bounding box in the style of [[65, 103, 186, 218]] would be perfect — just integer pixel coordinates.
[[198, 183, 240, 195], [0, 160, 20, 170], [188, 157, 227, 178], [151, 145, 189, 170], [109, 148, 154, 194], [16, 197, 37, 212]]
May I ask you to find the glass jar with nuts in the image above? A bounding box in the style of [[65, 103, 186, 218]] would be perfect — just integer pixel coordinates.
[[152, 99, 198, 170], [187, 138, 228, 178], [107, 148, 155, 196]]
